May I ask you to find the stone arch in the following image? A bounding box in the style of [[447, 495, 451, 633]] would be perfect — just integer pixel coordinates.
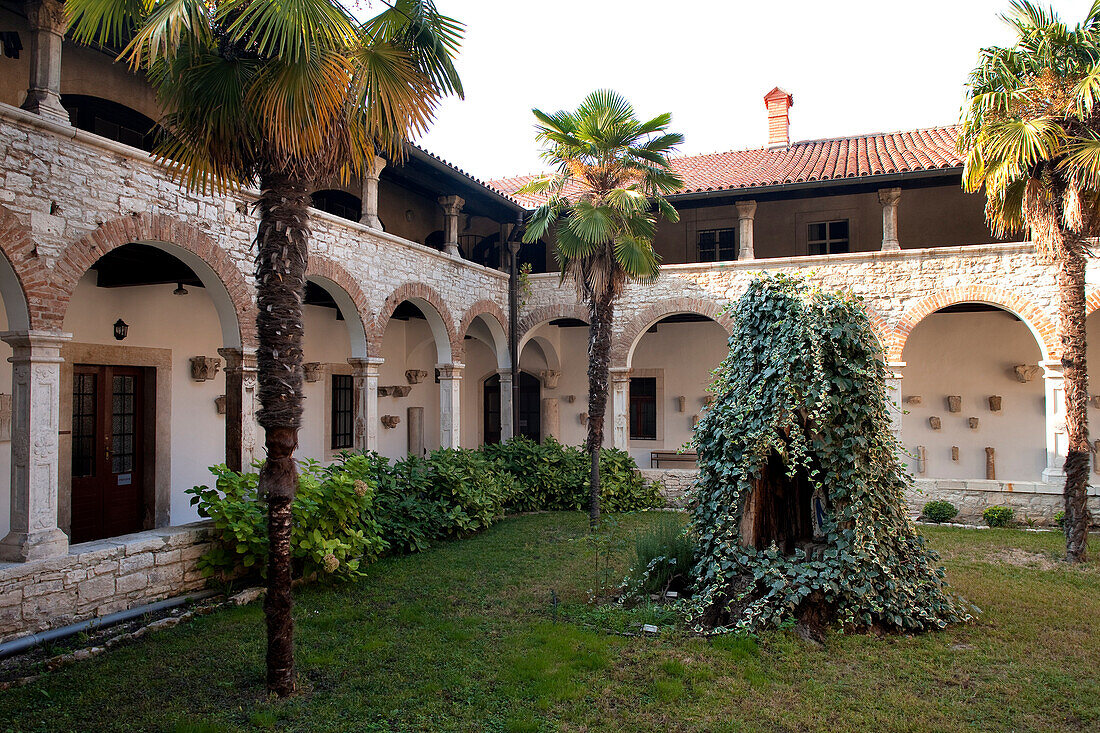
[[0, 204, 39, 331], [888, 286, 1056, 362], [305, 255, 371, 358], [458, 299, 510, 368], [517, 303, 589, 354], [371, 282, 459, 363], [48, 213, 256, 349], [612, 297, 733, 369]]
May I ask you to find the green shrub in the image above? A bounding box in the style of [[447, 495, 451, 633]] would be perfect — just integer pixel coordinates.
[[922, 500, 958, 523], [483, 436, 588, 511], [424, 448, 515, 535], [1054, 510, 1066, 528], [623, 513, 696, 596], [187, 461, 385, 581], [597, 447, 663, 511], [983, 505, 1015, 528]]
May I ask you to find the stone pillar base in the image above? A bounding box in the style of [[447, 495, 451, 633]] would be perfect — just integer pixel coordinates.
[[21, 91, 69, 124], [0, 527, 69, 562], [444, 244, 461, 257]]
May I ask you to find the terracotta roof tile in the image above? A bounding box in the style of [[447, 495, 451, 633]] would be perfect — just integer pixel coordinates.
[[490, 124, 963, 208]]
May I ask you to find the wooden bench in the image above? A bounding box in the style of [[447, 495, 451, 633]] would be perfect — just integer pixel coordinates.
[[650, 451, 698, 469]]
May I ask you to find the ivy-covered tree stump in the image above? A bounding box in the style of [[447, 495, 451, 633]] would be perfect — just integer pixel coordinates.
[[687, 275, 972, 633]]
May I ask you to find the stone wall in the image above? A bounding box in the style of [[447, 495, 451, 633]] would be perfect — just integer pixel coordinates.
[[0, 523, 212, 643], [643, 467, 1100, 526]]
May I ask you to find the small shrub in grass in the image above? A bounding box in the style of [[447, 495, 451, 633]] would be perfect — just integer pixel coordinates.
[[622, 513, 696, 597], [187, 461, 385, 580], [922, 500, 958, 523], [597, 447, 664, 511], [1054, 510, 1066, 528], [424, 448, 515, 535], [983, 505, 1015, 528]]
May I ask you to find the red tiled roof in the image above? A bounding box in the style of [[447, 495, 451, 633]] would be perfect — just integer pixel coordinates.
[[490, 125, 963, 208]]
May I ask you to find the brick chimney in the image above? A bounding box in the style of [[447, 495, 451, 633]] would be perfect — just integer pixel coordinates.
[[764, 87, 794, 148]]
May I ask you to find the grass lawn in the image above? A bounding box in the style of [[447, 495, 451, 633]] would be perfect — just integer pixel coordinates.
[[1, 512, 1098, 732]]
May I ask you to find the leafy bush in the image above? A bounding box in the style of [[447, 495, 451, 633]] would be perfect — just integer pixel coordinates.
[[922, 501, 959, 523], [623, 513, 696, 596], [1055, 510, 1066, 528], [187, 462, 385, 581], [193, 440, 660, 581], [983, 505, 1015, 528]]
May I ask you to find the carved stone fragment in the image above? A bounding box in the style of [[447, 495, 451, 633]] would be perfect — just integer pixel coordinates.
[[579, 412, 588, 426], [928, 416, 941, 430], [562, 394, 576, 403], [951, 446, 959, 462], [302, 363, 324, 383], [916, 445, 926, 474], [1095, 440, 1100, 475], [381, 414, 400, 429], [677, 396, 686, 413], [1090, 395, 1100, 409], [540, 370, 561, 389], [946, 395, 961, 413], [379, 385, 412, 398], [1013, 364, 1041, 383], [968, 417, 980, 430], [190, 356, 221, 382], [405, 369, 429, 385], [985, 447, 996, 480], [215, 395, 226, 415], [904, 395, 922, 405], [0, 393, 10, 441], [988, 395, 1002, 412]]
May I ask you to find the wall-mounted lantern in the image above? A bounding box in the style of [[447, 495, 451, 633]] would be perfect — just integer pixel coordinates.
[[113, 319, 129, 341]]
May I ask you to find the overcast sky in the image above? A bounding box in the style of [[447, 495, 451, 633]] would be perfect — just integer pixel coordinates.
[[408, 0, 1089, 181]]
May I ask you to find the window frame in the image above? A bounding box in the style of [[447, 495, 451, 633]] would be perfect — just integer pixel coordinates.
[[806, 218, 850, 256], [329, 371, 355, 452], [696, 227, 738, 263], [627, 369, 664, 444]]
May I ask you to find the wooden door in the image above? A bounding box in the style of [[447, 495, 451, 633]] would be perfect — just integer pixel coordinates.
[[70, 365, 147, 543]]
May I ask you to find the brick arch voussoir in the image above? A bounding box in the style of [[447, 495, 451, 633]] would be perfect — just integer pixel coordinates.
[[457, 299, 509, 363], [369, 282, 459, 361], [305, 255, 371, 333], [0, 204, 49, 329], [1086, 288, 1100, 318], [611, 297, 733, 369], [49, 213, 257, 347], [888, 285, 1056, 362]]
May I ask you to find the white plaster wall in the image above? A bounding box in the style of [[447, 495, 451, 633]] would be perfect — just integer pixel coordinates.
[[62, 274, 226, 525], [629, 320, 729, 465], [378, 318, 438, 459], [901, 311, 1045, 481], [460, 336, 497, 448], [298, 304, 353, 465]]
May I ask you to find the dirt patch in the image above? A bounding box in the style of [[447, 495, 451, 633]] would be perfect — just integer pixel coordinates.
[[991, 549, 1060, 570]]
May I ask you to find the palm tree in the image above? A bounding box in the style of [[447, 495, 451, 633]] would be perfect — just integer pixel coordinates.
[[66, 0, 463, 692], [519, 90, 683, 528], [960, 0, 1100, 563]]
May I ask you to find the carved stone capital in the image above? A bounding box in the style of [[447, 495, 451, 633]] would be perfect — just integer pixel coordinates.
[[735, 200, 757, 220], [26, 0, 68, 34], [437, 195, 465, 216], [877, 187, 901, 206]]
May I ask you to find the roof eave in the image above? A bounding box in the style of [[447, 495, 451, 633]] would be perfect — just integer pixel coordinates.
[[666, 166, 964, 203]]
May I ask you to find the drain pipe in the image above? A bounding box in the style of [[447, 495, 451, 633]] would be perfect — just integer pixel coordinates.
[[0, 589, 220, 660]]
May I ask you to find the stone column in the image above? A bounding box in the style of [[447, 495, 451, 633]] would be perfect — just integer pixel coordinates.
[[407, 406, 425, 457], [735, 200, 757, 260], [497, 369, 514, 442], [886, 361, 905, 449], [348, 356, 383, 452], [437, 363, 463, 448], [359, 155, 387, 230], [541, 397, 560, 442], [1041, 360, 1067, 482], [20, 0, 70, 124], [0, 330, 71, 561], [878, 187, 901, 251], [438, 195, 465, 257], [609, 367, 632, 451], [219, 348, 258, 473]]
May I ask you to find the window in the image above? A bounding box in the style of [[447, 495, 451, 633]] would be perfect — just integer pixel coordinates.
[[311, 190, 362, 222], [629, 377, 657, 441], [807, 220, 849, 255], [697, 228, 737, 262], [61, 95, 158, 152], [331, 374, 354, 450]]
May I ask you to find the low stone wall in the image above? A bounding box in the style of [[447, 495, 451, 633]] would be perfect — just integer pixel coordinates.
[[641, 468, 697, 508], [643, 468, 1100, 525], [0, 522, 214, 643], [909, 479, 1100, 524]]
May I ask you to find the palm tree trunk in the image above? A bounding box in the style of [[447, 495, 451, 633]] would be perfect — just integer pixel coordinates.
[[255, 170, 310, 695], [585, 288, 615, 529], [1059, 241, 1091, 563]]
